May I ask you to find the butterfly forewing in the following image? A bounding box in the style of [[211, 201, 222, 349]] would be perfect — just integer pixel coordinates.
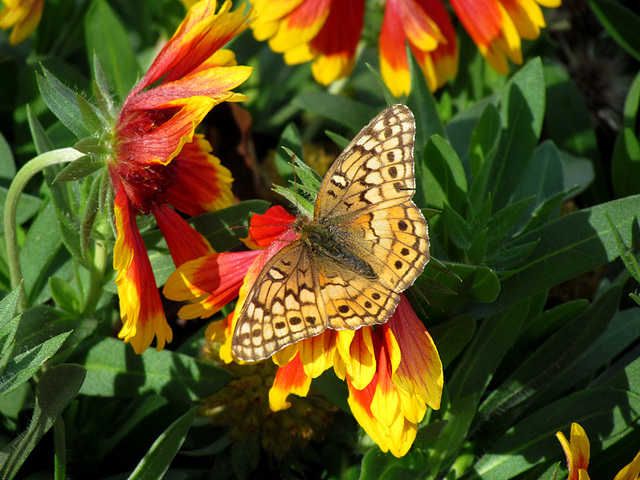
[[315, 104, 417, 223], [232, 240, 327, 361], [232, 104, 429, 362]]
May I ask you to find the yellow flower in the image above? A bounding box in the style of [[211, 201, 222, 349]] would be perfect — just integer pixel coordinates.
[[247, 0, 560, 94], [0, 0, 44, 45], [557, 423, 640, 480]]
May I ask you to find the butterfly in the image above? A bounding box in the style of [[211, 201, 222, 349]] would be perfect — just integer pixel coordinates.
[[232, 104, 430, 361]]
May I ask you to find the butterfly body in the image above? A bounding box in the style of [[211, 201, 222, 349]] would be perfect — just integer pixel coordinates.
[[233, 105, 429, 361]]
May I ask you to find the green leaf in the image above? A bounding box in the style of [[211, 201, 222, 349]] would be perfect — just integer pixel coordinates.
[[53, 153, 103, 182], [443, 203, 474, 252], [0, 187, 43, 234], [128, 408, 196, 480], [189, 200, 271, 252], [85, 0, 140, 100], [294, 92, 380, 131], [469, 388, 640, 480], [491, 58, 545, 210], [48, 277, 81, 313], [0, 131, 16, 182], [407, 49, 447, 151], [0, 287, 22, 373], [231, 437, 261, 480], [623, 70, 640, 129], [612, 127, 640, 198], [19, 202, 67, 305], [75, 338, 232, 403], [421, 135, 467, 213], [0, 364, 86, 480], [511, 141, 565, 225], [589, 0, 640, 61], [448, 298, 530, 402], [0, 331, 72, 398], [476, 285, 621, 429], [472, 194, 640, 317], [543, 64, 599, 162], [26, 104, 55, 155], [468, 103, 501, 211], [273, 122, 304, 187], [429, 314, 476, 369], [37, 67, 92, 139]]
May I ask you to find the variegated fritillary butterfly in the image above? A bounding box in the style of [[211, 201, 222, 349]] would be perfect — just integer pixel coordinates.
[[232, 104, 430, 361]]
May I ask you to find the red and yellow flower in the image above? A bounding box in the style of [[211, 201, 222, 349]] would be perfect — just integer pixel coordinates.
[[108, 0, 252, 353], [247, 0, 560, 95], [556, 423, 640, 480], [164, 205, 443, 456], [0, 0, 44, 45]]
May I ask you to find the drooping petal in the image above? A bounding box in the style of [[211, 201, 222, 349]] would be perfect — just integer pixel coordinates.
[[205, 311, 236, 363], [389, 295, 443, 410], [269, 352, 312, 410], [336, 328, 376, 390], [164, 134, 234, 216], [153, 204, 214, 267], [164, 250, 261, 319], [113, 187, 173, 354]]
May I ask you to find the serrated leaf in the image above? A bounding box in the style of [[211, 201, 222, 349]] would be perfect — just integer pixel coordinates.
[[127, 408, 196, 480]]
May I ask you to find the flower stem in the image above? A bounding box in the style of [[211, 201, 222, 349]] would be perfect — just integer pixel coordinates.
[[4, 148, 85, 310], [83, 239, 108, 315]]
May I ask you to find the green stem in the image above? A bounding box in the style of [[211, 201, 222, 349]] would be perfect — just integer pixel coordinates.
[[4, 147, 85, 310], [83, 239, 108, 315], [53, 417, 66, 480]]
